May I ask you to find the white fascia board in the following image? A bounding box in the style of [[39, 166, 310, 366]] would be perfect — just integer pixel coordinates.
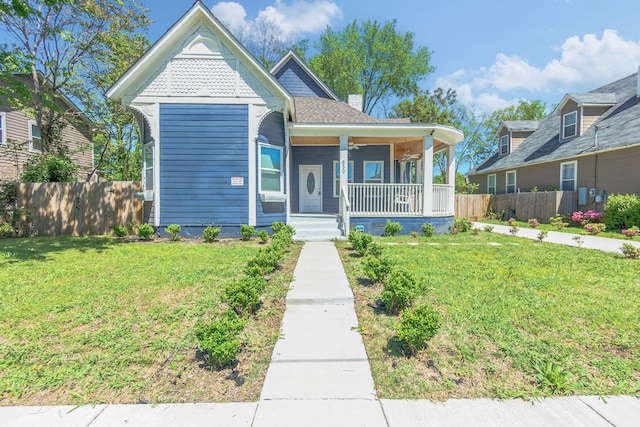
[[107, 2, 292, 105], [288, 123, 464, 145]]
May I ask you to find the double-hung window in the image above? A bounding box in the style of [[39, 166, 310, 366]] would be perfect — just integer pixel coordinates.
[[0, 112, 6, 145], [29, 120, 42, 152], [487, 174, 496, 195], [143, 143, 154, 190], [333, 160, 353, 197], [499, 134, 509, 155], [562, 111, 577, 139], [505, 170, 517, 194], [363, 161, 384, 184], [560, 161, 577, 191], [259, 143, 283, 193]]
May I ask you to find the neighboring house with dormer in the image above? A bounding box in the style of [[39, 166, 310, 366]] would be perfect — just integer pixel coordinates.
[[106, 1, 463, 238], [0, 74, 94, 182], [469, 71, 640, 209]]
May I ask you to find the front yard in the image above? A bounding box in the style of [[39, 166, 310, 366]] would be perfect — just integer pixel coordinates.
[[337, 232, 640, 400], [0, 236, 300, 405]]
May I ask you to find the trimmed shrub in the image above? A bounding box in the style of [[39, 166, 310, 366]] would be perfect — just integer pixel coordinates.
[[165, 224, 181, 241], [384, 220, 402, 236], [245, 247, 282, 275], [257, 230, 269, 243], [195, 312, 245, 369], [605, 194, 640, 230], [137, 223, 154, 240], [111, 224, 128, 237], [620, 243, 639, 259], [271, 221, 295, 237], [395, 304, 442, 354], [454, 218, 473, 232], [363, 254, 394, 284], [366, 242, 384, 258], [421, 223, 435, 237], [348, 231, 372, 255], [202, 226, 221, 243], [381, 268, 421, 313], [222, 276, 267, 316], [240, 224, 255, 241]]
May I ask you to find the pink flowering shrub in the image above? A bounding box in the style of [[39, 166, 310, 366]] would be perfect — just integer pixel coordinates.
[[583, 223, 606, 235], [572, 210, 603, 226], [527, 218, 540, 228], [622, 226, 639, 239]]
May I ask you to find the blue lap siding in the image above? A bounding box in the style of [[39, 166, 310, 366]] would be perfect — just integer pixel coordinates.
[[256, 111, 287, 226], [291, 144, 391, 214], [273, 60, 332, 98], [159, 104, 248, 226]]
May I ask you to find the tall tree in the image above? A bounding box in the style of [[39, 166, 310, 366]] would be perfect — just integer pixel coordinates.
[[310, 20, 433, 115], [0, 0, 148, 180], [485, 99, 547, 136]]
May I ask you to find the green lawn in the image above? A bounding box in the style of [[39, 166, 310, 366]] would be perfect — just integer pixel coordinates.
[[0, 236, 300, 405], [478, 218, 636, 241], [337, 233, 640, 400]]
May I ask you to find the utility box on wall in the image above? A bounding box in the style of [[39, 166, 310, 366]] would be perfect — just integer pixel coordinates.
[[578, 187, 588, 205]]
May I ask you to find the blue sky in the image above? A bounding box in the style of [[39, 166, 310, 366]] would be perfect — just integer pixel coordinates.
[[149, 1, 640, 113]]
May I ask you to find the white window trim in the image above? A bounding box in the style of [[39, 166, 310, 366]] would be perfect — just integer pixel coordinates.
[[0, 112, 6, 145], [562, 111, 577, 140], [143, 142, 154, 191], [28, 119, 42, 153], [258, 143, 284, 194], [487, 174, 496, 195], [506, 170, 517, 194], [560, 160, 577, 192], [499, 134, 509, 155], [333, 160, 354, 197], [363, 160, 384, 184]]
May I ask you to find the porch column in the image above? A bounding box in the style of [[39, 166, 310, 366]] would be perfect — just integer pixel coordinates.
[[446, 144, 456, 215], [422, 134, 434, 216], [339, 135, 349, 199]]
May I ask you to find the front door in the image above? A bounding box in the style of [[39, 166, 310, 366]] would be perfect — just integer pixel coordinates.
[[299, 165, 322, 213]]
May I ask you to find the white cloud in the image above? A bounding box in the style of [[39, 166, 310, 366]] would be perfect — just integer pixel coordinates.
[[211, 1, 342, 37], [436, 30, 640, 112]]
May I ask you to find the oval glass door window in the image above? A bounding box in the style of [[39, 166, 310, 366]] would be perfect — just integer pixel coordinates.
[[306, 172, 316, 194]]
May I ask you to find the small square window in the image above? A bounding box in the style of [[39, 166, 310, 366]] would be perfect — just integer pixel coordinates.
[[363, 161, 384, 184], [143, 143, 154, 191], [562, 111, 577, 139]]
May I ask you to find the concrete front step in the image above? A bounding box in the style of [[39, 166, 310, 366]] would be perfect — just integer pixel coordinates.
[[289, 214, 344, 242]]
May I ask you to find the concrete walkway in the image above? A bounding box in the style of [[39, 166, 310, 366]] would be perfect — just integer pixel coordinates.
[[474, 221, 640, 253], [3, 241, 640, 426]]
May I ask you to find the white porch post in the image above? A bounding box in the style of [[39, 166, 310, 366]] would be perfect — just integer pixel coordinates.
[[422, 134, 433, 216], [446, 144, 456, 215], [339, 135, 349, 197]]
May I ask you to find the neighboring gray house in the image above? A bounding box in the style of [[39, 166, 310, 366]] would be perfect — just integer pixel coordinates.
[[107, 1, 463, 238], [469, 71, 640, 209]]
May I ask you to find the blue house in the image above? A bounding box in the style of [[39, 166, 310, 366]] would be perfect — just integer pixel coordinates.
[[107, 2, 463, 239]]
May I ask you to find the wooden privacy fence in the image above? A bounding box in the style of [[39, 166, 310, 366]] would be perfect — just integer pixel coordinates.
[[490, 191, 576, 221], [455, 191, 577, 220], [455, 194, 492, 219], [17, 182, 142, 236]]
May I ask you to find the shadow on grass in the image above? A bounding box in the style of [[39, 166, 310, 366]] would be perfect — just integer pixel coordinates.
[[0, 235, 119, 263], [357, 277, 374, 287], [385, 336, 410, 357]]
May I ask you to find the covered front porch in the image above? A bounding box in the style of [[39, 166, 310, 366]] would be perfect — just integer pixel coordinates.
[[287, 123, 464, 235]]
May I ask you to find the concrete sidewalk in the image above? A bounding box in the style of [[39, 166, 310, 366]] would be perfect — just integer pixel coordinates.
[[474, 221, 640, 253], [2, 241, 640, 426]]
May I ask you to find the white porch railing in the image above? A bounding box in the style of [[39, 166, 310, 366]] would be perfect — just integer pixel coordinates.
[[433, 184, 454, 215], [347, 183, 453, 216]]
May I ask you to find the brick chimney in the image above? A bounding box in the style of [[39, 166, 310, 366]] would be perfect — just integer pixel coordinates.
[[348, 94, 363, 111]]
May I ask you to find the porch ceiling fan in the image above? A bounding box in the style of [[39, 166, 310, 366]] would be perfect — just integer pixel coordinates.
[[348, 141, 368, 150], [401, 149, 420, 161]]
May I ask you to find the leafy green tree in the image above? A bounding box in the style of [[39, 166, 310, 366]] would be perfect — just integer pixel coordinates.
[[310, 20, 433, 115], [485, 99, 547, 136], [0, 0, 149, 181], [391, 88, 459, 126]]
